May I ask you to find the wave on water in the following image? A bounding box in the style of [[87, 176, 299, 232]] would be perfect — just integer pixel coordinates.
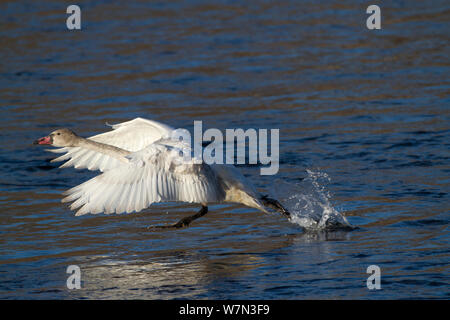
[[272, 169, 354, 231]]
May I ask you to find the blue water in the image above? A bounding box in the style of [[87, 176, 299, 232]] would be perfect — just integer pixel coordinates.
[[0, 0, 449, 299]]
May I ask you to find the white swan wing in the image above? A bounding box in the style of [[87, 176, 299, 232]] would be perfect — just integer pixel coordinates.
[[90, 117, 174, 151], [47, 146, 126, 172], [48, 118, 174, 172], [61, 142, 224, 216]]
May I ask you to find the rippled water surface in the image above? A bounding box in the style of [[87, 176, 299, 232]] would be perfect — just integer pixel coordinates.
[[0, 1, 449, 299]]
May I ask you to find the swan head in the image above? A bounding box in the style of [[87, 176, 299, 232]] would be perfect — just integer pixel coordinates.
[[34, 128, 79, 147]]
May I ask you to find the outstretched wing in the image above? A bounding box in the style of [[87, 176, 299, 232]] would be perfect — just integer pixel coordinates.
[[61, 142, 225, 216], [48, 118, 174, 172]]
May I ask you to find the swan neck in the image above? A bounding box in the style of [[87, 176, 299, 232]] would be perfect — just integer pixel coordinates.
[[75, 137, 131, 161]]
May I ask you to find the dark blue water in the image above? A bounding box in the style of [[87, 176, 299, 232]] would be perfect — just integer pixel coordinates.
[[0, 0, 449, 299]]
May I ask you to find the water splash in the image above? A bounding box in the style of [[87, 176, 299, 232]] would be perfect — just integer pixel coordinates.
[[273, 169, 354, 231]]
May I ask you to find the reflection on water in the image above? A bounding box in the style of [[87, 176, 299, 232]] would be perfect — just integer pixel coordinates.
[[0, 0, 449, 299]]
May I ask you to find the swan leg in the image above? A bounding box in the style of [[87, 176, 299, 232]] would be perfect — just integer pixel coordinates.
[[149, 205, 208, 229], [260, 195, 291, 217]]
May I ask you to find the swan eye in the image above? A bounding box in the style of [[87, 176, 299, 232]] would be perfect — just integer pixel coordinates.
[[57, 133, 61, 135]]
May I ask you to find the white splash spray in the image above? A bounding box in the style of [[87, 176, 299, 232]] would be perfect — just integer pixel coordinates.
[[272, 169, 353, 231]]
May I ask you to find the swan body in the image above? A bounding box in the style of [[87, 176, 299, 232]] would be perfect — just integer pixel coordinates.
[[35, 118, 290, 227]]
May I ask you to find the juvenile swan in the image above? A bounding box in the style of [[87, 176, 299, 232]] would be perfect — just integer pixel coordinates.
[[34, 118, 290, 228]]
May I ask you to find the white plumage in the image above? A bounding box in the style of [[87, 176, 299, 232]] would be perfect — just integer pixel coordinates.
[[62, 142, 226, 216], [39, 118, 269, 221], [47, 118, 172, 172]]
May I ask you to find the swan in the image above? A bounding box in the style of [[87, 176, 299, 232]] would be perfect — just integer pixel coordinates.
[[34, 118, 290, 228]]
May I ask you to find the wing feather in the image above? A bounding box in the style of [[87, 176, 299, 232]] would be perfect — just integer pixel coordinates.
[[62, 143, 225, 215], [50, 118, 174, 172]]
